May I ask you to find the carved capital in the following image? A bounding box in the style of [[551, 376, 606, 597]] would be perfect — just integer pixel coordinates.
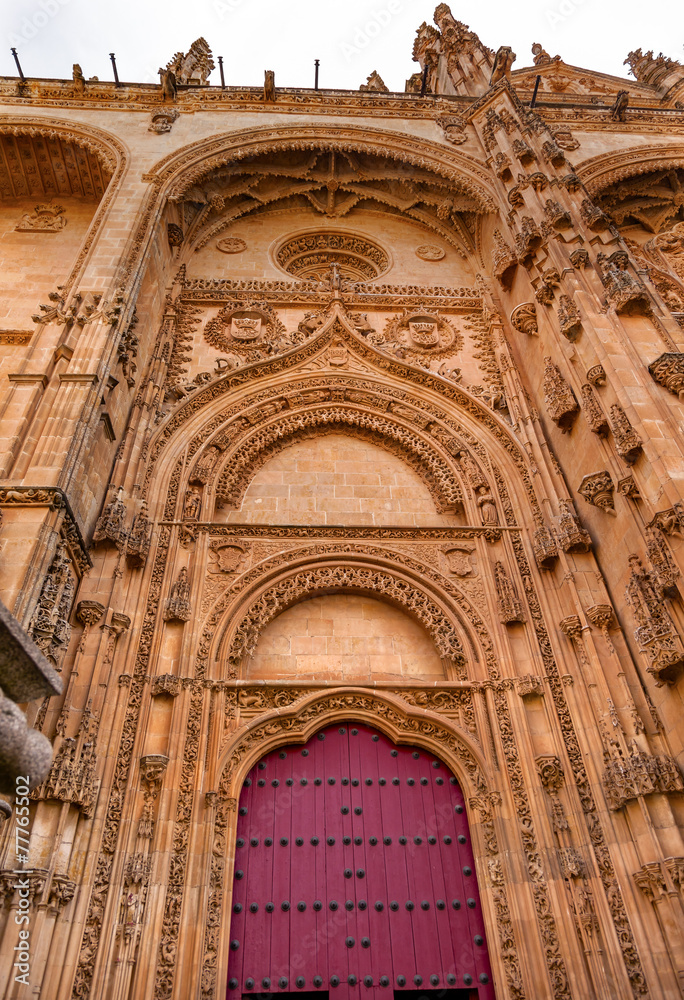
[[578, 471, 615, 512], [536, 754, 565, 793]]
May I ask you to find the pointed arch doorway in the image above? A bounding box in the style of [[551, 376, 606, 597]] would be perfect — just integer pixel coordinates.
[[227, 723, 495, 1000]]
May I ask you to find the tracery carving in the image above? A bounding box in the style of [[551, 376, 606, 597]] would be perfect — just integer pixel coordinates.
[[213, 406, 464, 513], [543, 358, 579, 431], [609, 404, 642, 464], [228, 565, 466, 669], [163, 567, 192, 622], [494, 561, 525, 624], [645, 526, 679, 598], [29, 540, 75, 666], [580, 384, 609, 436], [626, 555, 684, 685]]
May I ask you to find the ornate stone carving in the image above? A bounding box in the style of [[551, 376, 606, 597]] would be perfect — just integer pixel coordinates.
[[578, 471, 615, 512], [415, 244, 446, 260], [510, 302, 538, 335], [138, 754, 169, 839], [216, 236, 247, 254], [603, 744, 684, 810], [533, 523, 558, 569], [569, 248, 590, 270], [586, 364, 606, 387], [543, 358, 579, 431], [626, 555, 684, 685], [228, 565, 466, 669], [163, 567, 192, 622], [545, 199, 572, 231], [360, 71, 389, 92], [203, 300, 286, 356], [29, 540, 75, 666], [150, 674, 182, 698], [209, 541, 248, 574], [93, 488, 127, 548], [557, 294, 582, 340], [558, 848, 585, 879], [436, 115, 467, 145], [609, 404, 642, 464], [514, 216, 544, 264], [555, 500, 592, 553], [648, 352, 684, 399], [126, 503, 151, 568], [536, 755, 569, 832], [15, 203, 66, 232], [494, 561, 525, 624], [149, 109, 179, 134], [382, 309, 462, 358], [645, 526, 679, 598], [214, 407, 464, 513], [443, 545, 474, 577], [617, 475, 641, 500], [517, 675, 544, 698], [163, 37, 214, 85], [491, 229, 517, 287], [275, 232, 390, 281], [597, 251, 651, 315], [580, 384, 609, 436], [580, 198, 611, 232]]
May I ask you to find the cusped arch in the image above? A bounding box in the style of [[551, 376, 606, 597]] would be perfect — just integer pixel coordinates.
[[578, 143, 684, 196], [204, 688, 505, 1000], [212, 402, 464, 514], [216, 686, 491, 800], [142, 122, 497, 213], [212, 547, 483, 677]]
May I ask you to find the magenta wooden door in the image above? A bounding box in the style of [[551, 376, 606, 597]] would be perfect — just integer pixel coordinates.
[[227, 723, 495, 1000]]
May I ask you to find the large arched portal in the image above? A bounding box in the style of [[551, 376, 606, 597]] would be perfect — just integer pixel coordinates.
[[228, 723, 495, 1000]]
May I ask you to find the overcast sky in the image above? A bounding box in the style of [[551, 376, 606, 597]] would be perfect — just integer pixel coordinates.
[[1, 0, 681, 92]]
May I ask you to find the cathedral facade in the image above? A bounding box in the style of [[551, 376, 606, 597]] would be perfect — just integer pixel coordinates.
[[1, 7, 684, 999]]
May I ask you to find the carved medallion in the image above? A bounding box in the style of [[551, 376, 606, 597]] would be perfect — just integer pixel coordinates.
[[443, 545, 475, 577], [415, 244, 446, 261], [382, 310, 462, 360], [274, 230, 390, 281], [216, 237, 247, 254], [16, 204, 66, 232], [210, 542, 248, 574], [203, 300, 285, 355]]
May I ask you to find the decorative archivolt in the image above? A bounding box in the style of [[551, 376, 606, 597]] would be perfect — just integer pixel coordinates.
[[217, 686, 490, 798], [0, 116, 127, 296], [0, 115, 125, 180], [202, 689, 505, 1000], [211, 403, 464, 513], [578, 144, 684, 198], [223, 562, 467, 668], [142, 123, 497, 212]]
